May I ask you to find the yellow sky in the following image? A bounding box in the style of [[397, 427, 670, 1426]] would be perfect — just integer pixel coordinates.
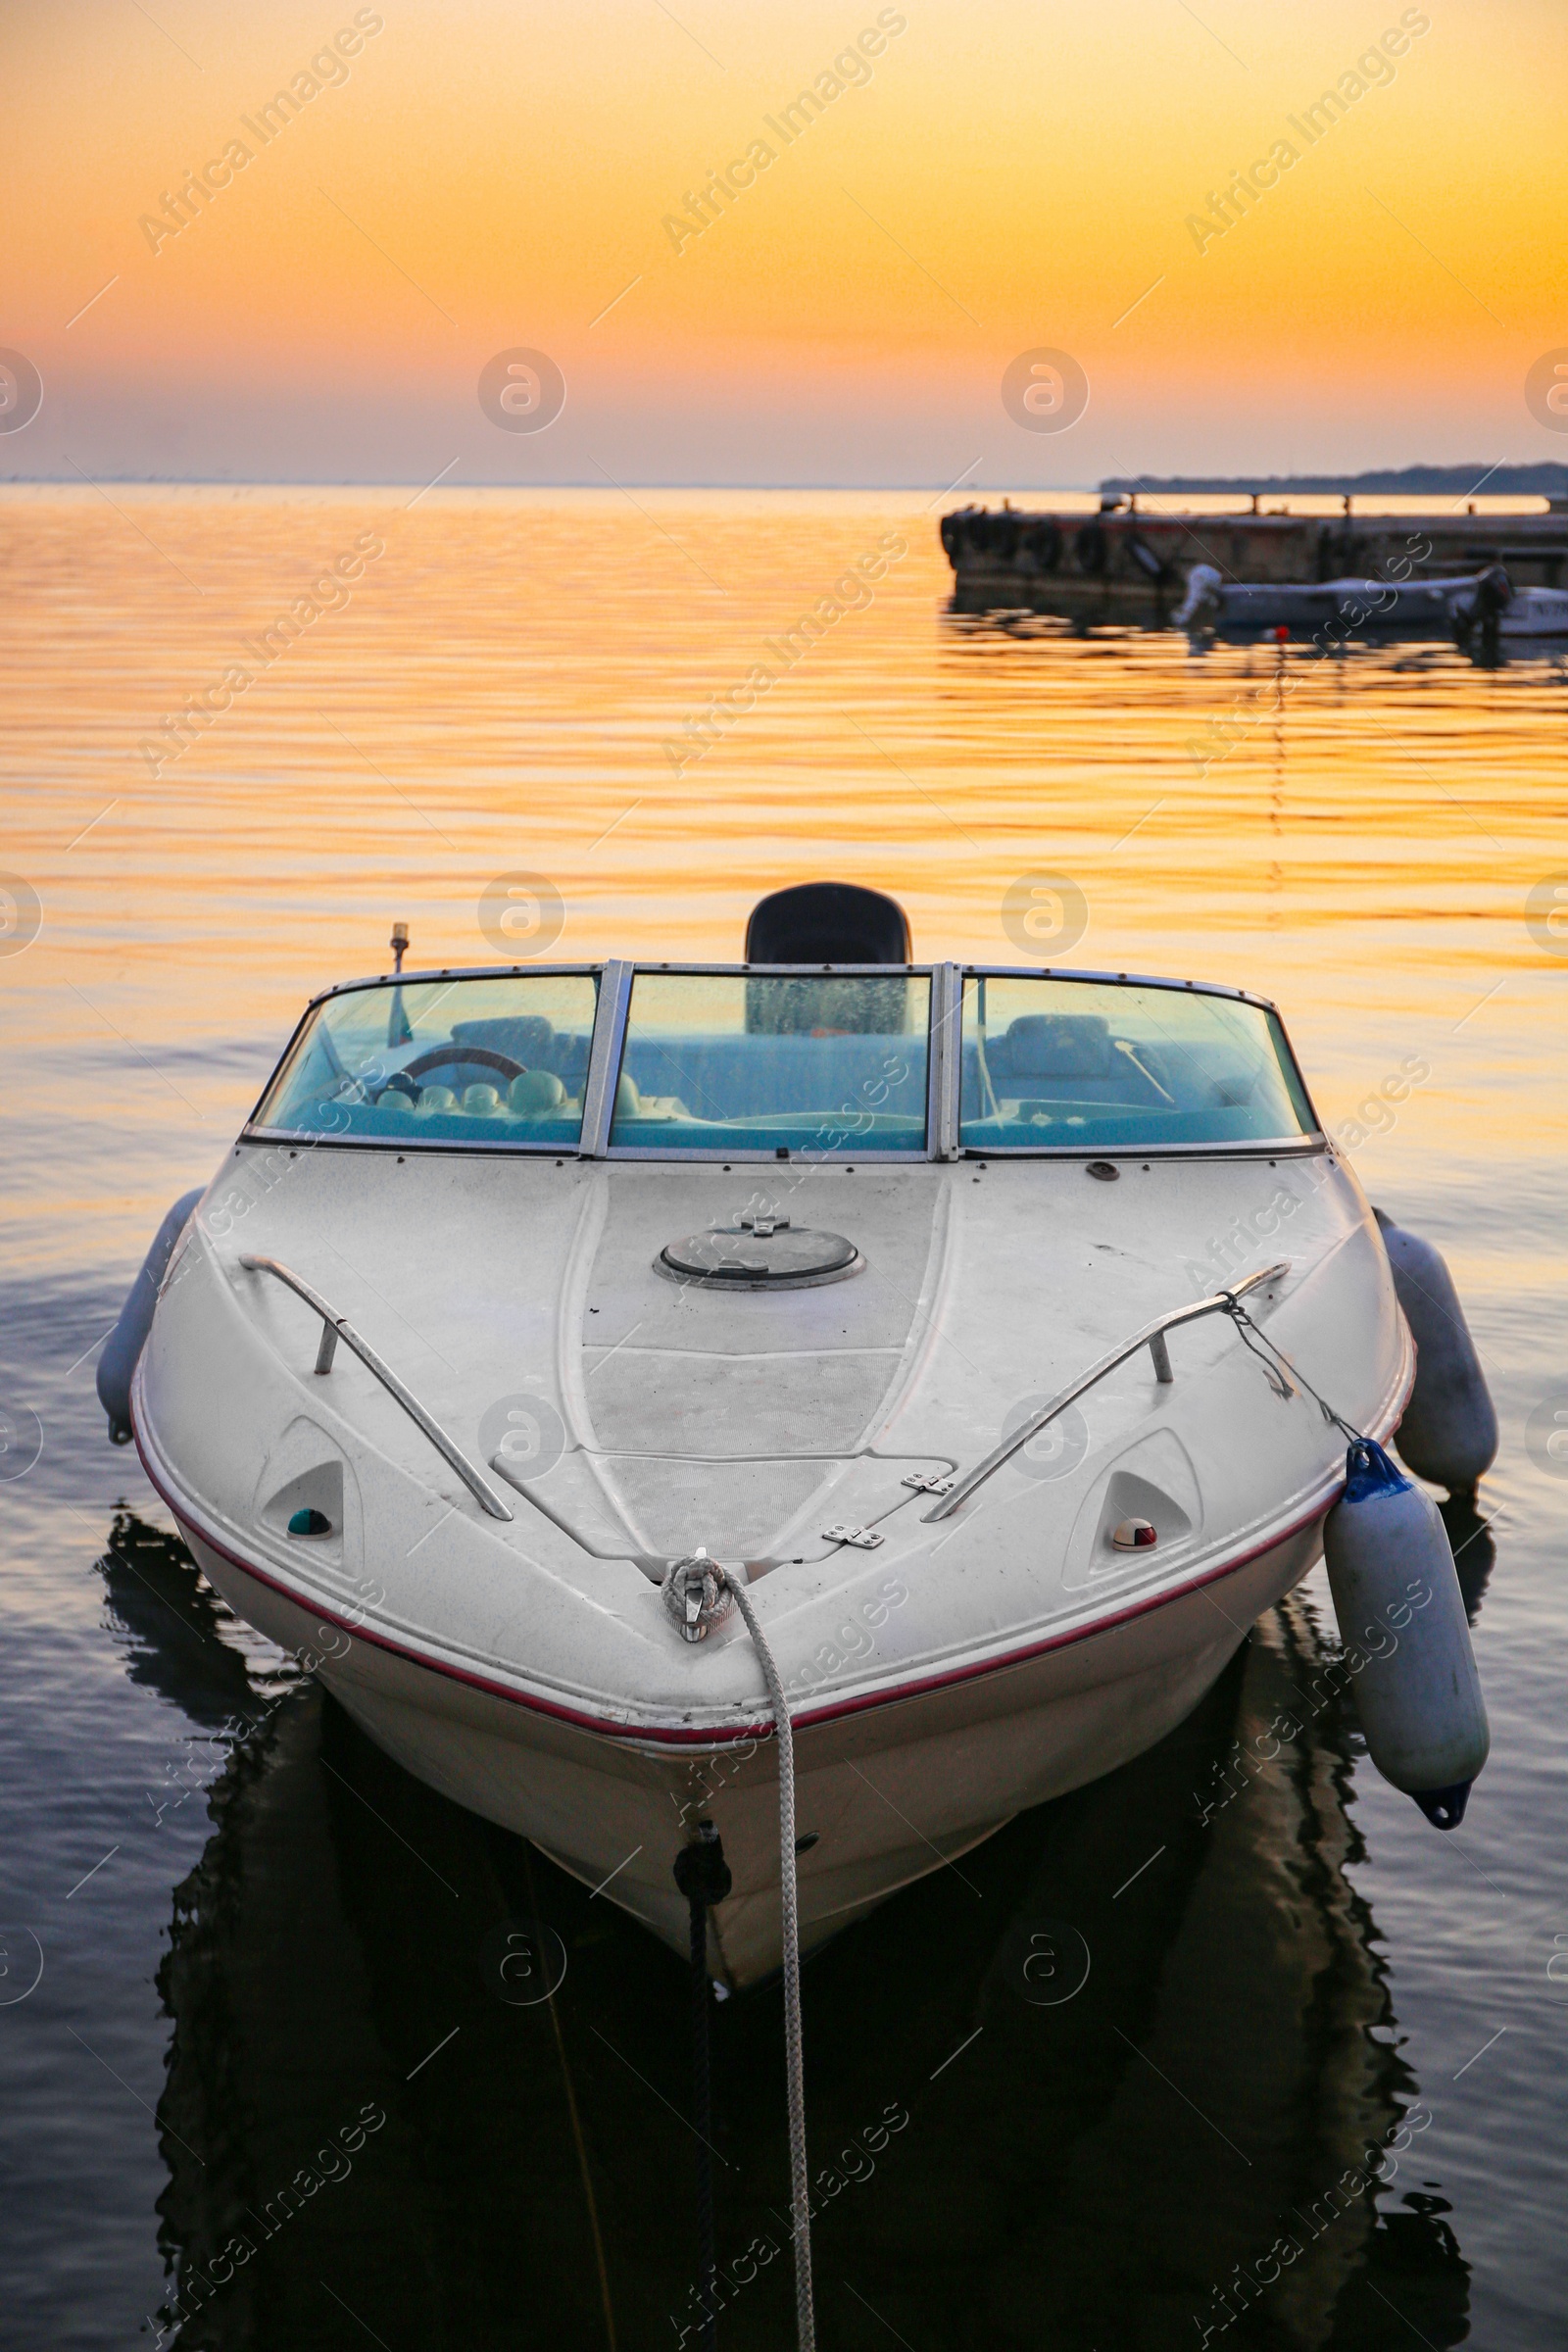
[[9, 0, 1565, 480]]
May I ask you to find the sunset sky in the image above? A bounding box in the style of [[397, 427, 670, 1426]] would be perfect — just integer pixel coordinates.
[[9, 0, 1565, 483]]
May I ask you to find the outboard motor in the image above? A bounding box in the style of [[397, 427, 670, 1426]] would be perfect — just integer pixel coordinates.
[[97, 1190, 203, 1443], [745, 886, 912, 1038], [1323, 1439, 1490, 1829], [746, 882, 909, 965], [1451, 564, 1512, 653], [1374, 1206, 1497, 1494], [1464, 563, 1512, 619]]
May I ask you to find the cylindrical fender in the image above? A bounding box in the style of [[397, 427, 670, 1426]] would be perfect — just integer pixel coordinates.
[[1073, 518, 1108, 575], [97, 1190, 204, 1443], [1374, 1207, 1498, 1494], [1323, 1439, 1490, 1828]]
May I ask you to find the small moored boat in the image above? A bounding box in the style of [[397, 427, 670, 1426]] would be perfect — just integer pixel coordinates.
[[118, 884, 1488, 1986], [1174, 563, 1513, 638]]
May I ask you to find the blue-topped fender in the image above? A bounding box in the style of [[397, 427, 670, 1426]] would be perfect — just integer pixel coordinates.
[[1342, 1437, 1412, 1506], [97, 1190, 204, 1445], [1323, 1439, 1490, 1829]]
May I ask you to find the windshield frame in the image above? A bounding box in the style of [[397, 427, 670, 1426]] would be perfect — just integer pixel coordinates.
[[600, 961, 940, 1164], [239, 958, 1325, 1163], [950, 964, 1324, 1157], [242, 962, 604, 1157]]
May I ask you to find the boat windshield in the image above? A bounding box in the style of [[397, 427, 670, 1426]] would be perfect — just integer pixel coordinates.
[[959, 976, 1314, 1150], [610, 972, 930, 1155], [252, 973, 599, 1147]]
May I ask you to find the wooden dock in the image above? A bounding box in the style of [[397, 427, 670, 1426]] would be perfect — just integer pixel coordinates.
[[942, 496, 1568, 621]]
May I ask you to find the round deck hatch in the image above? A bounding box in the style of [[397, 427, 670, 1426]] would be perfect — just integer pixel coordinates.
[[657, 1219, 861, 1291]]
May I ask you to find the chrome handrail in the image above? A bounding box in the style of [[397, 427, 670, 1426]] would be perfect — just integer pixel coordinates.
[[923, 1259, 1290, 1522], [239, 1254, 514, 1522]]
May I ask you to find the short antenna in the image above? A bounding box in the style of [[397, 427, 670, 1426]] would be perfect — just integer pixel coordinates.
[[387, 922, 413, 1047]]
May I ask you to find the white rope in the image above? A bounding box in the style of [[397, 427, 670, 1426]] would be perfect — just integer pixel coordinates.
[[719, 1567, 815, 2352]]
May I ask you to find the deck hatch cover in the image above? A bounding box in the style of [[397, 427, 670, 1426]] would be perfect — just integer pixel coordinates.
[[657, 1224, 861, 1291]]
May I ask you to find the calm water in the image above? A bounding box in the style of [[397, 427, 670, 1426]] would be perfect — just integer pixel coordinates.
[[2, 487, 1565, 2350]]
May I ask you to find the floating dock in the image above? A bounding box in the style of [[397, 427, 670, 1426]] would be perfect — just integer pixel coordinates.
[[942, 494, 1568, 622]]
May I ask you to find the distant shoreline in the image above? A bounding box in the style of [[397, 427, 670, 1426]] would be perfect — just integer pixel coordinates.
[[1100, 464, 1568, 497]]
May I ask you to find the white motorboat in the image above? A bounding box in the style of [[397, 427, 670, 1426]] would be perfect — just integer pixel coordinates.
[[1175, 562, 1513, 639], [118, 884, 1490, 1989]]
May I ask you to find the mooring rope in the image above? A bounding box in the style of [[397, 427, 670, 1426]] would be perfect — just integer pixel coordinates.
[[1220, 1293, 1365, 1445], [673, 1822, 730, 2352], [688, 1892, 716, 2351], [718, 1567, 816, 2352]]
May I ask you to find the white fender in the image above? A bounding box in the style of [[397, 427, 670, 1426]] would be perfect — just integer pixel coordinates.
[[1374, 1207, 1497, 1494], [97, 1190, 204, 1444], [1322, 1439, 1489, 1829]]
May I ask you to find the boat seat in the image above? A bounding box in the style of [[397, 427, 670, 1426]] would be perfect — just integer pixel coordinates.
[[995, 1013, 1114, 1077], [452, 1014, 558, 1065], [509, 1069, 566, 1116], [450, 1017, 592, 1091], [985, 1014, 1164, 1104]]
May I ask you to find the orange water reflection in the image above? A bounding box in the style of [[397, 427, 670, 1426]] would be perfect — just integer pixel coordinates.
[[3, 486, 1564, 1261]]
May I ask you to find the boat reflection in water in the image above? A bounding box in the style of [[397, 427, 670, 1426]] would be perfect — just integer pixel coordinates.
[[1442, 1492, 1498, 1629], [104, 1514, 1471, 2350], [945, 592, 1563, 669]]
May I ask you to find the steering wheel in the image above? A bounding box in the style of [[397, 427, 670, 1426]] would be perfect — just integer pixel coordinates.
[[403, 1045, 527, 1087]]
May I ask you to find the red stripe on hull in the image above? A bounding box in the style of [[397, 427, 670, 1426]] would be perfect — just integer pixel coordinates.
[[134, 1409, 1350, 1752]]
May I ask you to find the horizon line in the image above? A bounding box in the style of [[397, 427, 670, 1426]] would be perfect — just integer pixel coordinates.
[[0, 473, 1098, 492], [0, 468, 1551, 494]]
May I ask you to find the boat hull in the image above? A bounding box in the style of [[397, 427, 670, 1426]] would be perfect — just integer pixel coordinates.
[[129, 1109, 1412, 1992], [173, 1505, 1326, 1986]]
